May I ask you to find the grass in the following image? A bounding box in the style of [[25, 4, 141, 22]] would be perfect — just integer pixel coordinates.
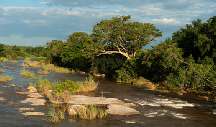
[[0, 75, 12, 82], [47, 107, 65, 123], [32, 77, 97, 104], [54, 77, 97, 94], [23, 58, 42, 68], [41, 63, 72, 74], [0, 57, 8, 62], [34, 79, 53, 96], [34, 77, 97, 95], [74, 105, 107, 120], [20, 70, 36, 78], [131, 77, 157, 90], [78, 77, 98, 93], [46, 104, 107, 123], [24, 58, 72, 74]]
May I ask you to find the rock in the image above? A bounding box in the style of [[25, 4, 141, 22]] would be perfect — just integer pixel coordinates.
[[19, 108, 35, 112], [27, 93, 43, 98], [21, 98, 46, 106], [67, 95, 126, 105], [213, 109, 216, 115], [125, 121, 136, 124], [67, 105, 87, 116], [38, 70, 49, 75], [27, 86, 37, 93], [50, 95, 127, 105], [107, 104, 140, 116], [16, 91, 29, 95], [22, 112, 45, 116], [0, 97, 6, 101]]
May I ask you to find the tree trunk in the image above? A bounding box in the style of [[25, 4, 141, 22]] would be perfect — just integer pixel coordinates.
[[97, 51, 131, 60]]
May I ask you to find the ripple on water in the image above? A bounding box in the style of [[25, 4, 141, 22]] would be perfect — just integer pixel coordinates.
[[143, 109, 188, 119]]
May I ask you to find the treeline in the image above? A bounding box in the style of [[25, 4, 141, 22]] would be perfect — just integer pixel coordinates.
[[0, 44, 47, 59]]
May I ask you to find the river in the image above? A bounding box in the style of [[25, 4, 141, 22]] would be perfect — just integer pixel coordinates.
[[0, 60, 215, 127]]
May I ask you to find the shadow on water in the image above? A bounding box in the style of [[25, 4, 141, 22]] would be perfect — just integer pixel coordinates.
[[0, 60, 215, 127]]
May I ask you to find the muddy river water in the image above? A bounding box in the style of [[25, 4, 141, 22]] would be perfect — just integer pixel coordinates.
[[0, 60, 215, 127]]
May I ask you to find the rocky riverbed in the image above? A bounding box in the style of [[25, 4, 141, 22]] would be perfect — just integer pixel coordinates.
[[0, 60, 215, 127]]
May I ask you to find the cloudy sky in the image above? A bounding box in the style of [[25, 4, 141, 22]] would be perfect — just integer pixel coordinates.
[[0, 0, 215, 46]]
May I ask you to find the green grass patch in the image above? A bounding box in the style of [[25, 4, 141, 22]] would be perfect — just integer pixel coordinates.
[[41, 64, 72, 74], [0, 57, 8, 62], [20, 70, 36, 78], [0, 75, 12, 82]]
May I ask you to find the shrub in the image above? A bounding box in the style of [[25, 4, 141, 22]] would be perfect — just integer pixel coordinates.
[[54, 80, 80, 94], [166, 62, 216, 92], [131, 77, 157, 90], [79, 76, 97, 93], [116, 59, 137, 83], [94, 53, 127, 79], [138, 39, 184, 82], [35, 79, 53, 96]]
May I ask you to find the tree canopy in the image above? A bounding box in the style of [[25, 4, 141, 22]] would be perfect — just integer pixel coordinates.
[[92, 16, 162, 59], [173, 16, 216, 63]]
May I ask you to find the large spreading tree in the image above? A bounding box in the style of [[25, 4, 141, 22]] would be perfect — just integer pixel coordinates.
[[92, 16, 162, 59]]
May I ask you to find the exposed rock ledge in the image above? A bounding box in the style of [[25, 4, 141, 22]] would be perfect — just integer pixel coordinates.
[[20, 86, 140, 116], [51, 95, 140, 116]]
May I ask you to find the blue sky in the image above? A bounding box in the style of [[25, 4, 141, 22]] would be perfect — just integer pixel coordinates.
[[0, 0, 215, 46]]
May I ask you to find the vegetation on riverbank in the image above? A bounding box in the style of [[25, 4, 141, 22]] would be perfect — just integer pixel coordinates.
[[44, 16, 216, 99], [47, 104, 107, 123], [20, 70, 36, 79], [0, 75, 12, 82], [23, 58, 72, 74], [32, 77, 97, 102], [1, 15, 216, 100]]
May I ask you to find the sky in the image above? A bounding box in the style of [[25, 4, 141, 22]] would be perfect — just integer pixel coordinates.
[[0, 0, 216, 46]]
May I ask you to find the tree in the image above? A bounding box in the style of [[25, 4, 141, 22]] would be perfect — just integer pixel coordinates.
[[92, 16, 162, 60], [47, 40, 65, 65], [173, 16, 216, 63], [61, 32, 100, 72], [0, 44, 5, 56], [137, 39, 184, 82]]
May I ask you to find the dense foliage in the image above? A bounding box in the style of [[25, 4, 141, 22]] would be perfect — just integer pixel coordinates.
[[1, 15, 216, 97], [173, 16, 216, 63], [45, 16, 216, 96]]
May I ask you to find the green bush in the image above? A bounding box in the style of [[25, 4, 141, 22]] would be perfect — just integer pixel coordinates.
[[138, 39, 184, 82], [35, 79, 53, 96], [54, 80, 80, 94], [94, 53, 127, 79], [116, 60, 137, 83], [166, 62, 216, 92]]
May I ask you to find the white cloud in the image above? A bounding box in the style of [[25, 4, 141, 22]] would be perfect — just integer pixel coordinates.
[[23, 19, 47, 25], [152, 18, 178, 25], [41, 8, 83, 16]]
